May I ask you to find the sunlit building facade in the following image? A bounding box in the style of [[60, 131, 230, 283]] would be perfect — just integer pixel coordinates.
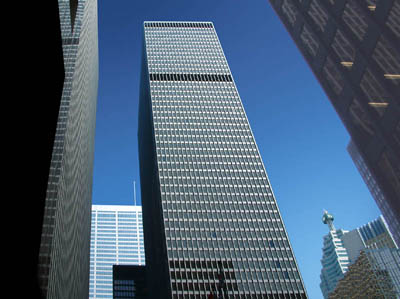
[[319, 211, 350, 299], [90, 205, 145, 299], [138, 21, 307, 298], [37, 0, 98, 298], [319, 211, 397, 298], [267, 0, 400, 244]]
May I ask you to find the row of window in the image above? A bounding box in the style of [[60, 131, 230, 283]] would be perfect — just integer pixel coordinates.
[[148, 55, 225, 62], [94, 216, 141, 220], [170, 279, 304, 293], [145, 22, 213, 28], [163, 210, 280, 220], [164, 227, 287, 238], [164, 220, 283, 232], [146, 40, 220, 47], [149, 73, 232, 82], [150, 81, 236, 92], [152, 95, 240, 104], [153, 118, 249, 129], [153, 118, 247, 129], [166, 239, 289, 250], [148, 66, 228, 74], [162, 200, 278, 209]]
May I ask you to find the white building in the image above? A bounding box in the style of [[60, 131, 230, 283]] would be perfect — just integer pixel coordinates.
[[89, 205, 145, 298], [319, 211, 350, 299], [319, 211, 397, 298]]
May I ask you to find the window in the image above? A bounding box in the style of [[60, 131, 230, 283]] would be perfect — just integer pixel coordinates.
[[332, 29, 355, 66], [308, 0, 328, 32], [300, 24, 319, 57], [360, 69, 389, 117], [282, 0, 297, 25], [342, 2, 368, 40], [386, 1, 400, 38], [372, 36, 400, 86], [322, 56, 344, 95]]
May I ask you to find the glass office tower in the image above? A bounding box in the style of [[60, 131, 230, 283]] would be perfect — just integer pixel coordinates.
[[266, 0, 400, 247], [90, 205, 145, 299], [37, 0, 98, 298], [348, 141, 400, 247], [138, 21, 307, 298]]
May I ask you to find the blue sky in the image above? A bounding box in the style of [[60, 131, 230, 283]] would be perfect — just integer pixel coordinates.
[[92, 0, 381, 297]]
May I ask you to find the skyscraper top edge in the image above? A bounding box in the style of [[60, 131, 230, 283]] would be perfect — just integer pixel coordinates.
[[143, 21, 214, 28], [143, 21, 213, 24], [92, 204, 142, 211]]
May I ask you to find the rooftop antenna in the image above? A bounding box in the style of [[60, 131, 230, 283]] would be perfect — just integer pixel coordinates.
[[133, 181, 137, 206]]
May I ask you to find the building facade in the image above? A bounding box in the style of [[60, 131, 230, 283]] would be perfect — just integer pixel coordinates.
[[138, 21, 307, 298], [319, 211, 397, 298], [267, 0, 400, 242], [90, 205, 145, 299], [329, 248, 400, 299], [347, 140, 400, 247], [37, 0, 98, 298]]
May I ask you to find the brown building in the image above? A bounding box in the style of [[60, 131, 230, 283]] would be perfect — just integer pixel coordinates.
[[267, 0, 400, 245], [329, 249, 400, 298]]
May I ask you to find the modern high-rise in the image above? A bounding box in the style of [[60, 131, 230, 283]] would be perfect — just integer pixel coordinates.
[[347, 140, 400, 247], [319, 211, 397, 298], [138, 21, 307, 298], [37, 0, 98, 298], [329, 248, 400, 298], [90, 205, 145, 299], [267, 0, 400, 243], [319, 211, 350, 299]]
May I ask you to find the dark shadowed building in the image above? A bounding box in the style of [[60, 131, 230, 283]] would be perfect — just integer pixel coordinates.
[[36, 0, 99, 298], [113, 265, 147, 299], [267, 0, 400, 245]]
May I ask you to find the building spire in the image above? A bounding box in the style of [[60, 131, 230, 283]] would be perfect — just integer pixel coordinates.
[[322, 210, 335, 231]]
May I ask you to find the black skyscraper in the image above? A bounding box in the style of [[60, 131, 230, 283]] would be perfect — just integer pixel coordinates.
[[138, 21, 307, 298], [267, 0, 400, 245]]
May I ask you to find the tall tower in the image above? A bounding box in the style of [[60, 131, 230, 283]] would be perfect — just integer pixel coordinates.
[[37, 0, 98, 298], [267, 0, 400, 243], [138, 21, 307, 298], [319, 211, 350, 298]]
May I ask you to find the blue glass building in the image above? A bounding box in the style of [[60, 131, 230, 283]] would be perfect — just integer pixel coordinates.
[[90, 205, 145, 298]]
